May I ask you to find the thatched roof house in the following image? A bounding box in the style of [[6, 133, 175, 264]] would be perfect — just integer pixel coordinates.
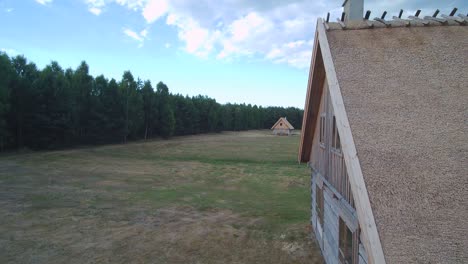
[[299, 2, 467, 264], [271, 117, 294, 135]]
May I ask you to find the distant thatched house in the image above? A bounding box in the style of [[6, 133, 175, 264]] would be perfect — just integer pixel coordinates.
[[298, 1, 467, 264], [271, 117, 294, 135]]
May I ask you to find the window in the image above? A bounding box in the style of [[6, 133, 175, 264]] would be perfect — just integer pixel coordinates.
[[319, 113, 326, 146], [315, 185, 324, 227], [339, 218, 356, 264], [280, 122, 283, 126], [332, 116, 341, 152]]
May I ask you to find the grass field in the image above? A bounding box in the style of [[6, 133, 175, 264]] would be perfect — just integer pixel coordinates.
[[0, 130, 323, 264]]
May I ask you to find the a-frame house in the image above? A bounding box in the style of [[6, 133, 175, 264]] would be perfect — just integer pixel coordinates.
[[271, 117, 294, 135], [299, 1, 467, 264]]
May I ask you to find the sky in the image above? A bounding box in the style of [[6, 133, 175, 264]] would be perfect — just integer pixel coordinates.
[[0, 0, 466, 108]]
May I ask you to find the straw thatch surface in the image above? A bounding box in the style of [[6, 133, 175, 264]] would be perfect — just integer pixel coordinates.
[[327, 25, 468, 263]]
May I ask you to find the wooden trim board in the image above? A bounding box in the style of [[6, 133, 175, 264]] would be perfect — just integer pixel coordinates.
[[316, 18, 386, 264], [298, 27, 326, 163]]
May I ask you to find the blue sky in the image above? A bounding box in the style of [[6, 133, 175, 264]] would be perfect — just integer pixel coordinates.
[[0, 0, 466, 108]]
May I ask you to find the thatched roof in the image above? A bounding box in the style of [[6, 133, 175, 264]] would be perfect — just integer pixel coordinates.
[[326, 23, 468, 263], [271, 117, 294, 130]]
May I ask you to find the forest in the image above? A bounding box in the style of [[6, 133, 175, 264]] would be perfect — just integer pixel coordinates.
[[0, 52, 303, 151]]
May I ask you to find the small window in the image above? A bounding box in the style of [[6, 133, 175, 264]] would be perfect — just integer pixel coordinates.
[[319, 114, 326, 146], [339, 218, 355, 264], [280, 122, 283, 126], [332, 116, 341, 152], [315, 185, 324, 227]]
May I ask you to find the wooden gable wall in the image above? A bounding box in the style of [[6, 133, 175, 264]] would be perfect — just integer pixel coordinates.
[[310, 76, 367, 264], [301, 18, 385, 264]]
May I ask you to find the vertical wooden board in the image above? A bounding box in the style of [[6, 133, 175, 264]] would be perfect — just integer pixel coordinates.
[[310, 81, 328, 174], [330, 205, 340, 262], [323, 228, 335, 263], [359, 243, 369, 264], [360, 255, 368, 264], [323, 191, 340, 264], [316, 18, 386, 264], [311, 176, 317, 228]]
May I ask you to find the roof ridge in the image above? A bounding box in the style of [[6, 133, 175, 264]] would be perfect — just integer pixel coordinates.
[[324, 8, 467, 31], [325, 20, 466, 31]]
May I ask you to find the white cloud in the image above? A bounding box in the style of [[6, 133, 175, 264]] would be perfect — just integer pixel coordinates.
[[89, 7, 102, 15], [83, 0, 466, 68], [158, 1, 320, 68], [229, 12, 272, 42], [35, 0, 53, 5], [266, 40, 313, 68], [86, 0, 105, 6], [85, 0, 105, 15], [266, 48, 282, 60], [78, 0, 321, 67], [166, 14, 219, 57], [286, 40, 306, 49], [216, 12, 275, 59], [5, 8, 14, 13], [140, 29, 148, 37], [164, 43, 171, 48], [123, 28, 144, 42], [142, 0, 168, 23], [123, 27, 150, 47], [115, 0, 146, 11]]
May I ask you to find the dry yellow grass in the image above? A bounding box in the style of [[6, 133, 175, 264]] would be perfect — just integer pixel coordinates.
[[0, 130, 323, 264]]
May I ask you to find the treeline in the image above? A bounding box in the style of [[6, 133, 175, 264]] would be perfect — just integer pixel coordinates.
[[0, 53, 303, 151]]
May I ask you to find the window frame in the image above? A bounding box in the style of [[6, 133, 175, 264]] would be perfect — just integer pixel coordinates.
[[315, 185, 324, 227], [338, 217, 359, 264], [331, 115, 342, 155], [319, 113, 326, 148]]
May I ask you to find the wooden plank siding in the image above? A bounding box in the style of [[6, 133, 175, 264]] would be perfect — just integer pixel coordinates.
[[272, 128, 291, 136], [310, 75, 353, 208], [308, 47, 367, 264], [316, 18, 385, 264], [304, 19, 383, 264], [312, 169, 368, 264], [323, 185, 340, 263]]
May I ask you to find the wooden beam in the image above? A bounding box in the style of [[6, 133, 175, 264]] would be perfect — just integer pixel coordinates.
[[458, 13, 468, 21], [392, 16, 411, 26], [336, 18, 347, 29], [423, 16, 448, 24], [316, 18, 386, 264], [380, 11, 387, 20], [441, 14, 467, 25], [298, 26, 326, 163], [398, 9, 403, 18], [449, 7, 458, 16], [408, 16, 430, 25], [364, 20, 374, 28], [364, 10, 371, 20], [373, 17, 391, 27], [316, 169, 359, 232]]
